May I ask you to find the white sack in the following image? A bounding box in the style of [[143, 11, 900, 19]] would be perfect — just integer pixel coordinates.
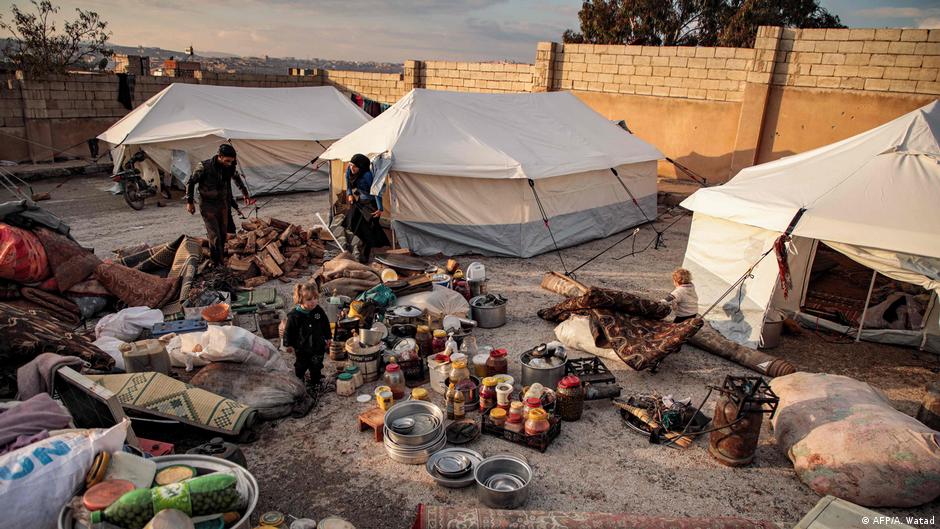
[[0, 421, 128, 529], [395, 285, 470, 319], [553, 315, 621, 363], [165, 326, 290, 371], [94, 306, 164, 341], [91, 336, 127, 371]]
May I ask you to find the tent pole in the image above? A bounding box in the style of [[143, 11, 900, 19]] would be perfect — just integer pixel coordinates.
[[856, 270, 877, 342]]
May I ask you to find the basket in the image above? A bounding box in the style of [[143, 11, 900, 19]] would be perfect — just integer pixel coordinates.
[[480, 408, 561, 453]]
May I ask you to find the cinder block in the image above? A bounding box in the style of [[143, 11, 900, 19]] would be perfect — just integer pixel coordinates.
[[822, 53, 846, 65], [633, 56, 652, 66], [618, 65, 636, 75], [676, 47, 696, 57], [792, 40, 816, 52], [748, 71, 772, 84], [652, 66, 670, 76], [598, 73, 614, 83], [901, 29, 929, 42], [864, 78, 891, 91], [664, 76, 682, 87], [883, 67, 911, 80], [911, 67, 938, 81], [624, 46, 641, 55], [814, 40, 839, 53], [917, 80, 940, 94], [825, 28, 850, 40], [706, 69, 727, 80], [793, 75, 817, 87], [930, 29, 940, 42], [695, 47, 716, 58], [650, 56, 669, 66], [727, 69, 747, 81], [870, 54, 896, 66], [915, 42, 940, 55], [888, 41, 916, 54], [811, 64, 835, 76], [600, 54, 617, 65], [669, 86, 689, 98], [795, 52, 822, 64], [844, 53, 871, 65], [689, 68, 707, 79], [681, 77, 702, 88], [863, 41, 890, 53], [635, 66, 653, 76], [840, 77, 865, 90], [848, 28, 876, 41], [641, 46, 659, 56], [859, 65, 885, 78], [874, 28, 902, 41], [687, 88, 706, 99], [837, 41, 864, 53]]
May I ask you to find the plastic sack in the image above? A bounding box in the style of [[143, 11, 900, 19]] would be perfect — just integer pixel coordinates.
[[0, 421, 128, 529], [92, 336, 127, 370], [553, 315, 621, 363], [190, 363, 312, 420], [395, 285, 470, 319], [770, 372, 940, 507], [165, 325, 290, 371], [95, 306, 164, 341], [0, 222, 49, 283]]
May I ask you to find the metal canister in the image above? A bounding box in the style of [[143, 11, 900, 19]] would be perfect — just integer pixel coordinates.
[[556, 375, 585, 421], [707, 376, 779, 467]]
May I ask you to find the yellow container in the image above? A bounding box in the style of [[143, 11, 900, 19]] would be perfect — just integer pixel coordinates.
[[375, 386, 394, 410], [411, 388, 429, 401]]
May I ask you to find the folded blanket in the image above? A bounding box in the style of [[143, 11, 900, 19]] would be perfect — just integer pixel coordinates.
[[95, 261, 180, 309], [32, 227, 100, 292], [19, 287, 80, 325], [0, 393, 72, 453], [16, 352, 84, 400]]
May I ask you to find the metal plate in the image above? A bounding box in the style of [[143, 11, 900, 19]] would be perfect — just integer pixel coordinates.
[[425, 448, 483, 488], [375, 253, 433, 272], [434, 453, 471, 477], [485, 473, 526, 491]]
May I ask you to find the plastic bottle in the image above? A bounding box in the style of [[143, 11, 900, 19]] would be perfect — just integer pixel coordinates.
[[444, 332, 459, 355], [453, 387, 465, 419], [446, 382, 457, 420]]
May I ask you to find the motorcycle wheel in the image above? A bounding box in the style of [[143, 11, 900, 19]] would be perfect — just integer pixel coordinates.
[[123, 179, 146, 210]]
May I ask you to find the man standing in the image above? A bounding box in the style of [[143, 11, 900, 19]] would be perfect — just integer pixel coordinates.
[[186, 144, 250, 266]]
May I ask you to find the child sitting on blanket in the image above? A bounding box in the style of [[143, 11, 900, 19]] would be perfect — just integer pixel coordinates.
[[283, 282, 331, 389], [663, 268, 699, 323]]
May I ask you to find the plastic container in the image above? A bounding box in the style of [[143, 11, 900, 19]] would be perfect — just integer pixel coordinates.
[[344, 364, 364, 388], [384, 364, 406, 400], [336, 373, 356, 396], [486, 349, 508, 377], [416, 325, 433, 357], [411, 388, 429, 401], [466, 262, 485, 281], [103, 451, 156, 489], [556, 375, 585, 422], [525, 408, 552, 436], [496, 383, 513, 410], [449, 360, 471, 385], [120, 340, 171, 374], [428, 355, 451, 394], [479, 377, 497, 412], [472, 354, 490, 377], [489, 408, 507, 428], [432, 330, 448, 354], [186, 437, 248, 469]]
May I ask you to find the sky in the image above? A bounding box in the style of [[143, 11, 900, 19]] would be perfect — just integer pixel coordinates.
[[1, 0, 938, 63]]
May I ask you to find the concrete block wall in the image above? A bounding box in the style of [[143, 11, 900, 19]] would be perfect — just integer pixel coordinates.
[[418, 60, 534, 93], [321, 69, 405, 103], [551, 43, 756, 102], [767, 27, 940, 94]]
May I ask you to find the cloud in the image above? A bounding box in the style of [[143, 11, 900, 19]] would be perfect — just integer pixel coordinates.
[[858, 7, 928, 18], [252, 0, 509, 16], [464, 17, 565, 44], [919, 16, 940, 29]]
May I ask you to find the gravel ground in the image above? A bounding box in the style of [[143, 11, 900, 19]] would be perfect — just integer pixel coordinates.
[[31, 175, 940, 528]]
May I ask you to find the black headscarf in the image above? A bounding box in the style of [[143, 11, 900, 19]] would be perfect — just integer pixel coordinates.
[[218, 143, 237, 158], [350, 153, 371, 176]]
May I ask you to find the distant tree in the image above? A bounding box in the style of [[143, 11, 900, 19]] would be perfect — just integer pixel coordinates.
[[0, 1, 111, 76], [563, 0, 843, 47]]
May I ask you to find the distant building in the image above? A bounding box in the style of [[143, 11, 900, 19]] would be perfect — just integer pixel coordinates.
[[163, 59, 201, 78], [113, 54, 150, 75]]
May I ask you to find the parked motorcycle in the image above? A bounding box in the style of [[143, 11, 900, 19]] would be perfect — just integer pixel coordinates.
[[111, 151, 159, 210]]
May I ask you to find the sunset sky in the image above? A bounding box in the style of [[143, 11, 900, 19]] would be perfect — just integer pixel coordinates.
[[2, 0, 938, 63]]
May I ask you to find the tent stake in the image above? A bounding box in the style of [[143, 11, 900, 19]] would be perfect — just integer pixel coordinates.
[[856, 270, 878, 342]]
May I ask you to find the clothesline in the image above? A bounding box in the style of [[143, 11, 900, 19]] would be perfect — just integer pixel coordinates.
[[350, 92, 391, 117]]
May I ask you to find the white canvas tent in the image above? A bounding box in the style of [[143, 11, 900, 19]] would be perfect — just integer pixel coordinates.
[[681, 101, 940, 353], [98, 84, 371, 194], [320, 89, 663, 257]]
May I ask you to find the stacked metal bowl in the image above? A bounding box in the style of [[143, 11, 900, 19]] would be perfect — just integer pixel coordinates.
[[425, 448, 484, 488], [474, 454, 533, 509], [383, 401, 446, 464]]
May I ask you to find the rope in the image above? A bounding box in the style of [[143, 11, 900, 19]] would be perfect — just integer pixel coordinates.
[[527, 178, 568, 275], [250, 140, 330, 216]]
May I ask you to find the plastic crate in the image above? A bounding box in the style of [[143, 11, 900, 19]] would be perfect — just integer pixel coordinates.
[[480, 408, 561, 453], [566, 357, 615, 385], [151, 319, 208, 337]]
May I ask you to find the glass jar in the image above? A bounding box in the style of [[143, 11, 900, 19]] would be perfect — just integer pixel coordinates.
[[495, 383, 513, 410], [449, 359, 470, 385], [432, 329, 448, 354], [479, 377, 497, 412], [508, 400, 525, 422], [485, 348, 508, 377], [459, 335, 479, 358], [416, 325, 433, 358], [504, 414, 524, 436], [489, 407, 507, 428], [524, 397, 543, 418], [556, 375, 585, 421], [472, 354, 490, 377], [411, 387, 429, 401], [383, 363, 406, 400], [525, 408, 551, 436]]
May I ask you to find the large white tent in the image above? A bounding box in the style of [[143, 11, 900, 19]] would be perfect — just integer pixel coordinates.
[[320, 89, 663, 257], [98, 84, 371, 194], [681, 101, 940, 353]]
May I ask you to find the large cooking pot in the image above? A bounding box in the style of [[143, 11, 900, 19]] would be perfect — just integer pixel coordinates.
[[474, 454, 532, 509], [469, 295, 507, 329], [520, 348, 567, 389]]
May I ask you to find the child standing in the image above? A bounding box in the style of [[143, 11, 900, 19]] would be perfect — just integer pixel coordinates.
[[283, 283, 331, 388], [664, 268, 699, 323]]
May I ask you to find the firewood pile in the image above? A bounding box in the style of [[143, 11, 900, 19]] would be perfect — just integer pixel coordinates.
[[225, 217, 328, 287]]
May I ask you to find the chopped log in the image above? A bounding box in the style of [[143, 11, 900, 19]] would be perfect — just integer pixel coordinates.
[[277, 276, 292, 283], [244, 276, 269, 288], [278, 224, 296, 243], [245, 231, 257, 254], [255, 253, 283, 278], [269, 217, 291, 230], [228, 255, 254, 272], [282, 253, 302, 275], [307, 246, 325, 259], [257, 231, 279, 248], [265, 243, 286, 265]]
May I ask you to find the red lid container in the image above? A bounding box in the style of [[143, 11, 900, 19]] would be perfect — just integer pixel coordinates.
[[385, 364, 400, 372], [558, 375, 582, 389], [489, 348, 507, 358]]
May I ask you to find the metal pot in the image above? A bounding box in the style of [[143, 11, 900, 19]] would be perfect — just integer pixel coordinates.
[[470, 295, 507, 329], [58, 454, 259, 529], [474, 454, 532, 509], [383, 400, 445, 446], [520, 352, 567, 389], [359, 327, 384, 346]]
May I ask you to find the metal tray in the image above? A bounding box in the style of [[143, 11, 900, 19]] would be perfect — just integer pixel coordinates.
[[425, 448, 484, 488]]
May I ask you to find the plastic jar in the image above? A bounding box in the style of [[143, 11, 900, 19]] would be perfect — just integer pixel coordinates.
[[508, 400, 525, 422], [556, 375, 585, 421], [524, 397, 543, 418], [411, 387, 429, 401], [344, 364, 363, 388], [479, 377, 497, 412], [485, 348, 508, 377], [472, 354, 490, 377], [384, 364, 406, 400], [525, 408, 551, 436], [449, 359, 470, 385], [489, 407, 507, 428], [336, 373, 356, 397], [416, 325, 433, 357], [432, 330, 448, 354], [505, 414, 524, 436], [495, 383, 513, 410]]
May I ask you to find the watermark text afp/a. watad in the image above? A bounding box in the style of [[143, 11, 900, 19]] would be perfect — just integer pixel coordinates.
[[862, 516, 936, 526]]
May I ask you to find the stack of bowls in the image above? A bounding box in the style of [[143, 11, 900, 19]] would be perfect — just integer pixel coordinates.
[[474, 454, 533, 509], [425, 448, 483, 488], [383, 401, 446, 464]]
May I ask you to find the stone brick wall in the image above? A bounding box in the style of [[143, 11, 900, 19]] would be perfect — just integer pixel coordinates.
[[321, 69, 405, 103], [417, 61, 533, 93], [763, 27, 940, 94], [551, 43, 755, 102]]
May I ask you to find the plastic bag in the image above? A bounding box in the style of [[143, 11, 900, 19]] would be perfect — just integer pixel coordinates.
[[92, 336, 127, 370], [771, 372, 940, 507], [0, 421, 128, 529], [95, 306, 164, 341], [190, 363, 312, 420], [395, 285, 470, 319], [165, 326, 290, 371], [553, 315, 620, 363]]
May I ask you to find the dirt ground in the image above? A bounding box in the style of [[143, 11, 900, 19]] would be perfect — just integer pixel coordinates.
[[32, 175, 940, 528]]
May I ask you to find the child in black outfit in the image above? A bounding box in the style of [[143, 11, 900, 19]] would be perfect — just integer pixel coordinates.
[[283, 282, 331, 388]]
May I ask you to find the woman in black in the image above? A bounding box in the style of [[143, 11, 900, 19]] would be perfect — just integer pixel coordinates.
[[345, 153, 390, 263]]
